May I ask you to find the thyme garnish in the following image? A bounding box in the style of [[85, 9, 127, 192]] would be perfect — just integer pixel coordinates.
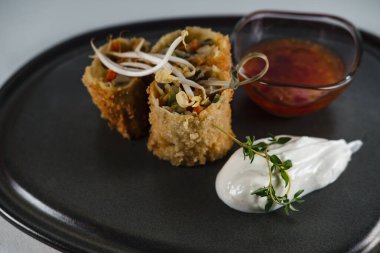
[[215, 127, 304, 215]]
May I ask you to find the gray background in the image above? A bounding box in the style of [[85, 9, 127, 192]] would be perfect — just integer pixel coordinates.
[[0, 0, 379, 252]]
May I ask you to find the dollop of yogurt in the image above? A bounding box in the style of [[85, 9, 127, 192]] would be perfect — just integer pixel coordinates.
[[215, 136, 362, 213]]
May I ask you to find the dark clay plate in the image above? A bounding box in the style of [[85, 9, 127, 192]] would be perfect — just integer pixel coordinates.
[[0, 17, 379, 253]]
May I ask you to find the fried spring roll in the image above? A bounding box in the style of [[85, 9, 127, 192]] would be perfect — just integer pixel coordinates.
[[82, 38, 150, 139], [147, 27, 234, 166]]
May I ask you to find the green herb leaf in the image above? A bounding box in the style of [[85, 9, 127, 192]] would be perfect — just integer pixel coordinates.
[[265, 199, 273, 213], [245, 136, 254, 144], [280, 170, 289, 187], [283, 160, 293, 170], [167, 93, 176, 106], [277, 137, 291, 144], [212, 94, 220, 103], [270, 155, 282, 165], [284, 205, 290, 216], [289, 204, 299, 212], [252, 187, 268, 197], [293, 189, 304, 199], [253, 142, 267, 152]]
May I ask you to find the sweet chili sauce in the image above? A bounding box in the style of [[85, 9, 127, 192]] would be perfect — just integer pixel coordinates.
[[241, 38, 346, 117]]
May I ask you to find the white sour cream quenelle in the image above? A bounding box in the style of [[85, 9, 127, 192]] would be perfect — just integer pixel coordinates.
[[215, 136, 362, 213]]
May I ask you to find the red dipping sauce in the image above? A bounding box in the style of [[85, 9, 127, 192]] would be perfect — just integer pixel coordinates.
[[241, 38, 347, 117]]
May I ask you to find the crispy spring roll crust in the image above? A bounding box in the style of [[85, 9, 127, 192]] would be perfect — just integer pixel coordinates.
[[148, 27, 234, 166], [82, 38, 150, 139], [148, 85, 234, 166]]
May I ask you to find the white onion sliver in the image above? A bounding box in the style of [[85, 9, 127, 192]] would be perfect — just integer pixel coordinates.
[[91, 33, 185, 77], [199, 79, 231, 87], [111, 51, 161, 65], [153, 54, 196, 75], [91, 41, 148, 77], [173, 69, 205, 91], [112, 52, 196, 77], [134, 39, 145, 52], [120, 62, 151, 70], [207, 87, 227, 94], [171, 67, 195, 97]]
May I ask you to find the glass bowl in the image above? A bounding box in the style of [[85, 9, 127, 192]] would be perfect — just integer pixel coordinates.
[[233, 10, 362, 117]]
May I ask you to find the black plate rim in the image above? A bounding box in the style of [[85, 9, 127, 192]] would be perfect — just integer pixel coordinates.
[[0, 16, 379, 253]]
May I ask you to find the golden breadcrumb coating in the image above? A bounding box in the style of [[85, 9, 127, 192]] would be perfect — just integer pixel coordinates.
[[81, 38, 150, 139], [148, 85, 234, 166]]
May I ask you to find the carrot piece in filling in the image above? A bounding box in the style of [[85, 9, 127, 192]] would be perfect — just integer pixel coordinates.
[[106, 69, 117, 81], [193, 105, 205, 114]]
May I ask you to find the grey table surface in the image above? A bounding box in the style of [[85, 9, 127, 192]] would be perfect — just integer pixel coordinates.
[[0, 0, 379, 252]]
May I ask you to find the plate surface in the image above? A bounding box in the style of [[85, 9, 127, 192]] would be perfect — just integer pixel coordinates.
[[0, 17, 379, 253]]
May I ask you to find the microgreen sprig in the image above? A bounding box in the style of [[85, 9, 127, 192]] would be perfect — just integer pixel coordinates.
[[215, 127, 304, 215]]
